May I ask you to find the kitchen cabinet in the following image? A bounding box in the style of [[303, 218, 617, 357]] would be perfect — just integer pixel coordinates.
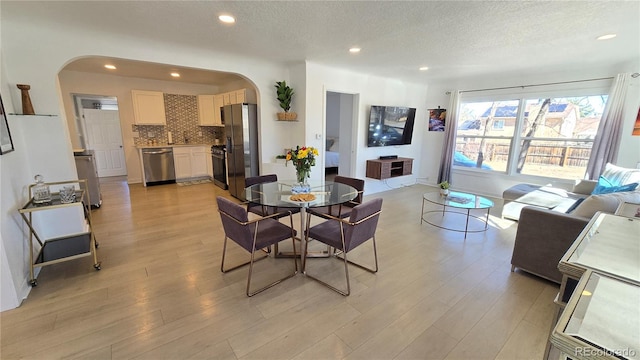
[[132, 90, 166, 125], [213, 95, 224, 126], [198, 95, 224, 127], [173, 148, 192, 180], [206, 150, 213, 178], [173, 146, 210, 180], [234, 89, 246, 104], [191, 147, 209, 178]]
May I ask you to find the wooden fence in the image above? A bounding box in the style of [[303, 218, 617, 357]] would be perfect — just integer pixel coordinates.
[[456, 143, 592, 167]]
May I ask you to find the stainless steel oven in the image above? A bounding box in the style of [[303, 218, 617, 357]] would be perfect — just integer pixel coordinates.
[[211, 145, 227, 189]]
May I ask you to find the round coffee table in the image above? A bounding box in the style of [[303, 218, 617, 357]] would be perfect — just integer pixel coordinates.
[[421, 191, 494, 238]]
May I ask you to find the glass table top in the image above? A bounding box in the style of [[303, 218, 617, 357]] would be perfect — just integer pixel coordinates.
[[566, 213, 640, 284], [555, 272, 640, 360], [245, 180, 358, 208], [423, 191, 494, 210]]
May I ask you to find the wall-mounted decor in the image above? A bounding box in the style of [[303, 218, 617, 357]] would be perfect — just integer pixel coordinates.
[[0, 93, 15, 155], [428, 108, 446, 132], [633, 107, 640, 136], [17, 84, 35, 115]]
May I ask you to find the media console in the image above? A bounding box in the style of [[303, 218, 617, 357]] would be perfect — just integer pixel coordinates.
[[366, 157, 413, 180]]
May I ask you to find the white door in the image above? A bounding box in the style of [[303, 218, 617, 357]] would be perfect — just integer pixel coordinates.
[[84, 109, 127, 177]]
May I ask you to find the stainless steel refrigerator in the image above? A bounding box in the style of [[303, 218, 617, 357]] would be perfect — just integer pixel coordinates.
[[224, 103, 259, 200]]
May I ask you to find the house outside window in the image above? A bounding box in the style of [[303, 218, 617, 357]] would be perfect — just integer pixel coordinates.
[[454, 94, 608, 180]]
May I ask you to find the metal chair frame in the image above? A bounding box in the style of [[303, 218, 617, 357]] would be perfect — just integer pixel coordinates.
[[302, 208, 380, 296], [219, 208, 298, 297]]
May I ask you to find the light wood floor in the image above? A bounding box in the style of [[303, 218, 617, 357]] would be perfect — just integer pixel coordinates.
[[1, 179, 559, 359]]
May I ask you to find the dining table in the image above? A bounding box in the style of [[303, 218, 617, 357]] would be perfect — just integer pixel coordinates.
[[244, 180, 358, 267]]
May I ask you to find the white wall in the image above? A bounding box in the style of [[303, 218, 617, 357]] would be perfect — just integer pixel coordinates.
[[305, 62, 428, 195], [1, 15, 291, 170], [0, 115, 78, 311], [424, 69, 640, 198]]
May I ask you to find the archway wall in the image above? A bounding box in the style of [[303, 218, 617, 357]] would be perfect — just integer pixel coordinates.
[[1, 15, 290, 179]]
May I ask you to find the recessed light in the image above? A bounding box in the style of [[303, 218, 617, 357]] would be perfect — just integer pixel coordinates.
[[104, 64, 116, 70], [170, 72, 180, 78], [597, 34, 616, 40], [219, 15, 235, 24], [419, 66, 429, 71], [349, 47, 361, 53]]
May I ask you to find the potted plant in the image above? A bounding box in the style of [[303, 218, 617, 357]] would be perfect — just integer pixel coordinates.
[[275, 81, 297, 121], [439, 181, 450, 196]]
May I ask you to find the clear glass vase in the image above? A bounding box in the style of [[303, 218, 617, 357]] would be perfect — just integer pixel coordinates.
[[292, 169, 311, 194]]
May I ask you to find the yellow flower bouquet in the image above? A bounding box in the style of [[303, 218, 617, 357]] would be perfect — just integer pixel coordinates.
[[286, 145, 319, 184]]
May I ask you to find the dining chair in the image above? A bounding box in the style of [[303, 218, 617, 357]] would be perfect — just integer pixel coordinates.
[[314, 175, 364, 218], [216, 196, 298, 296], [303, 198, 383, 296], [245, 174, 301, 217]]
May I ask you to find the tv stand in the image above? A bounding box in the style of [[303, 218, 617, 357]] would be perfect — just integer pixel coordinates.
[[366, 157, 413, 180]]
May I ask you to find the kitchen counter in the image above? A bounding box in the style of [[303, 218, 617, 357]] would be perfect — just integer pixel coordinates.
[[135, 144, 217, 149]]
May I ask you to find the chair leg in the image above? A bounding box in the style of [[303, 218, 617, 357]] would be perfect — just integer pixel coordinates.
[[307, 236, 379, 296], [220, 235, 268, 273], [335, 235, 378, 273], [246, 226, 298, 297]]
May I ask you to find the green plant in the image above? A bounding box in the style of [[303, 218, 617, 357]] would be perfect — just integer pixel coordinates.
[[275, 154, 287, 159], [275, 81, 294, 112], [439, 181, 450, 190]]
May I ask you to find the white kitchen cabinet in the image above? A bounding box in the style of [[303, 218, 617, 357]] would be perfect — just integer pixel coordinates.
[[206, 150, 213, 178], [197, 95, 216, 126], [222, 92, 231, 106], [213, 95, 224, 126], [198, 94, 223, 126], [234, 89, 246, 104], [173, 146, 210, 180], [173, 148, 192, 180], [131, 90, 166, 125], [191, 147, 209, 178]]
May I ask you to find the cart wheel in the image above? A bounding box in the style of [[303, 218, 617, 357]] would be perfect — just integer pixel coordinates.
[[95, 242, 99, 248], [94, 263, 101, 270], [29, 279, 37, 286]]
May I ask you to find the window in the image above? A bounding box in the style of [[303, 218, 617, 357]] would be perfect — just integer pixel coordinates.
[[454, 94, 608, 180]]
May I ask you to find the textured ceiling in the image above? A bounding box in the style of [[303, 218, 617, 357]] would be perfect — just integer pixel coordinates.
[[6, 1, 640, 85]]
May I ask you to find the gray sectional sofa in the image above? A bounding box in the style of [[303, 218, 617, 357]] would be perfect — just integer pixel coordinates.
[[508, 163, 640, 283]]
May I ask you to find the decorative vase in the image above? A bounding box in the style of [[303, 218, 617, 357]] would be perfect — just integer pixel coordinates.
[[292, 168, 311, 194], [17, 84, 35, 115], [440, 188, 449, 197]]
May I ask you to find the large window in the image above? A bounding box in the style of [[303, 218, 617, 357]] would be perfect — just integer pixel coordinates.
[[455, 95, 608, 180]]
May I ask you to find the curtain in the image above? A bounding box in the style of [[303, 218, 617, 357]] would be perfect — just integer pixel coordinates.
[[585, 73, 629, 180], [437, 90, 460, 183]]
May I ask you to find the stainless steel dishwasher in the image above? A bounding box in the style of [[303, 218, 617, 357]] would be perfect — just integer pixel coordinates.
[[142, 147, 176, 186]]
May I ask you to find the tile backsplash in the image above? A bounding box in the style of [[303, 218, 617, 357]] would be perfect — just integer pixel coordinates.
[[134, 94, 223, 146]]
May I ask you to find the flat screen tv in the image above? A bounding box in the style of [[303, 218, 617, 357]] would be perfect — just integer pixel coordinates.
[[367, 105, 416, 147]]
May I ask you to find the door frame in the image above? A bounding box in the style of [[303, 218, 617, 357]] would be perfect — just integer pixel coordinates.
[[324, 89, 359, 178], [72, 94, 126, 177]]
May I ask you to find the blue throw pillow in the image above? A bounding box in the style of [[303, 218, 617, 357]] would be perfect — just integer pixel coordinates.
[[592, 180, 639, 195]]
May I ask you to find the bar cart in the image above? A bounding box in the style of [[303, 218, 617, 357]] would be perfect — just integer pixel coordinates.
[[19, 179, 101, 286]]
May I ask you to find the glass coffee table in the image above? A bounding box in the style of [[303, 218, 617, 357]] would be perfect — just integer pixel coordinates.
[[421, 191, 494, 238]]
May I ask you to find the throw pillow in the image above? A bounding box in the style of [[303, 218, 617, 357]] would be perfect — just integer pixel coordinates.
[[571, 191, 640, 218], [592, 175, 639, 195], [601, 163, 640, 186], [326, 138, 335, 150]]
